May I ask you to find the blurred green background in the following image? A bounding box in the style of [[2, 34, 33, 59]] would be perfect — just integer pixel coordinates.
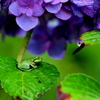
[[0, 35, 100, 100]]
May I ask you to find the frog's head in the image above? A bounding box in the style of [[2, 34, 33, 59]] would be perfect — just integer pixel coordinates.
[[32, 57, 42, 63]]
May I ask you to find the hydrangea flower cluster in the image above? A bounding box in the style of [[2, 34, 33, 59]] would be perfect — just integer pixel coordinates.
[[0, 0, 100, 59]]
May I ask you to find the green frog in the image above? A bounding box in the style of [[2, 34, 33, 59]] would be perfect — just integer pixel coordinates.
[[17, 57, 42, 71]]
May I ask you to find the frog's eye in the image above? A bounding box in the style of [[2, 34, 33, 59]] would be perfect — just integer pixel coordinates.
[[33, 57, 42, 63], [32, 57, 38, 62]]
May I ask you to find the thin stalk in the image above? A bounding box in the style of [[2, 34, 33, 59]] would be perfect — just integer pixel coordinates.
[[17, 30, 32, 62]]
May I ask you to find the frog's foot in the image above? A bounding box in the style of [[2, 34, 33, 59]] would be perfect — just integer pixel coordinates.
[[16, 64, 32, 71]]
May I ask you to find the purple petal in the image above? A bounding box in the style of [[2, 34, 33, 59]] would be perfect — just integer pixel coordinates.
[[36, 0, 43, 5], [16, 14, 39, 31], [51, 0, 68, 4], [60, 0, 69, 2], [82, 6, 95, 18], [32, 4, 44, 17], [17, 29, 26, 37], [19, 7, 33, 16], [27, 25, 49, 54], [26, 8, 33, 16], [2, 0, 11, 8], [27, 39, 50, 55], [48, 38, 66, 59], [51, 0, 60, 4], [71, 4, 83, 17], [64, 5, 71, 11], [94, 11, 100, 30], [94, 0, 100, 11], [33, 25, 49, 39], [44, 0, 53, 3], [9, 2, 21, 16], [17, 0, 34, 7], [55, 8, 72, 20], [71, 0, 94, 6], [45, 3, 62, 13], [18, 6, 26, 14]]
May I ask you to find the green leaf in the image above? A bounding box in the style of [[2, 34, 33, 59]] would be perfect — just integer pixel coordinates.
[[61, 74, 100, 100], [0, 56, 59, 100], [0, 56, 17, 80], [80, 30, 100, 45]]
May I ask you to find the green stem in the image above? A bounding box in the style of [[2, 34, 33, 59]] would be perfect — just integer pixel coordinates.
[[17, 30, 32, 62]]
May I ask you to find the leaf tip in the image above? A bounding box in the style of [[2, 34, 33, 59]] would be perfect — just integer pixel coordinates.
[[57, 85, 71, 100]]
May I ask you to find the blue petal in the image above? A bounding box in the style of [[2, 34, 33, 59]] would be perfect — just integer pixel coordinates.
[[27, 39, 50, 55], [16, 14, 39, 31], [94, 11, 100, 29], [82, 6, 95, 18], [33, 25, 49, 39], [9, 2, 21, 16], [71, 4, 83, 17], [48, 38, 66, 59], [32, 4, 44, 16], [71, 0, 94, 7], [55, 8, 72, 20], [27, 25, 50, 55], [45, 3, 62, 13], [44, 0, 53, 3]]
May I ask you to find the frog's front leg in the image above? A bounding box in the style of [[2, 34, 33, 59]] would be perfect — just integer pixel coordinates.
[[29, 57, 42, 68], [30, 63, 37, 69]]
